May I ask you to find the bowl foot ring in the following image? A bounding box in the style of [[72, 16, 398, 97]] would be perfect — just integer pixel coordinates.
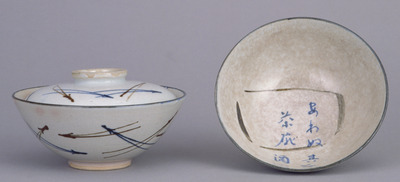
[[68, 160, 132, 170]]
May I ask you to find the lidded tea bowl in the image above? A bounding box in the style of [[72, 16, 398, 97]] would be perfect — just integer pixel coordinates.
[[13, 68, 185, 170]]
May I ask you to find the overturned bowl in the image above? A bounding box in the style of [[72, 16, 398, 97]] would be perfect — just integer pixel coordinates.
[[215, 18, 388, 172], [13, 68, 185, 170]]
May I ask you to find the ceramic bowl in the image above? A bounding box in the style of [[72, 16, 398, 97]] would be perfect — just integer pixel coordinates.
[[13, 68, 185, 170], [215, 18, 388, 172]]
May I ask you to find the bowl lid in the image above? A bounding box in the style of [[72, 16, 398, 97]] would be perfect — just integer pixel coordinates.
[[215, 18, 387, 172], [26, 68, 177, 106]]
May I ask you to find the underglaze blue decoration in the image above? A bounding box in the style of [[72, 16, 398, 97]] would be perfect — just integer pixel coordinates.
[[101, 125, 155, 150], [43, 88, 162, 99], [58, 121, 141, 139], [13, 68, 185, 170], [33, 125, 87, 155], [101, 114, 176, 159], [40, 136, 88, 155], [58, 121, 160, 158], [274, 154, 290, 164]]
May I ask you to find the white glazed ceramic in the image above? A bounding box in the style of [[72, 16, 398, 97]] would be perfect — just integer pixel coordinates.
[[13, 68, 185, 170], [27, 68, 176, 106], [215, 18, 388, 172]]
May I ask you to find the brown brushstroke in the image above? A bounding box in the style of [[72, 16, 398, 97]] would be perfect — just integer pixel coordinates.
[[53, 85, 74, 102], [246, 88, 336, 94], [120, 82, 145, 100], [59, 121, 139, 139], [37, 125, 49, 139], [59, 126, 141, 139], [38, 125, 49, 134], [102, 112, 178, 158], [245, 88, 345, 135], [260, 144, 322, 151], [236, 102, 253, 142], [103, 147, 139, 159], [335, 94, 345, 134], [102, 145, 134, 155]]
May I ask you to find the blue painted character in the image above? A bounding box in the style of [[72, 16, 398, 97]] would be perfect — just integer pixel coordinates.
[[304, 154, 319, 162], [274, 154, 290, 164], [301, 154, 319, 168], [307, 138, 323, 147], [275, 132, 296, 147], [308, 102, 318, 116], [279, 111, 294, 128], [306, 120, 319, 133]]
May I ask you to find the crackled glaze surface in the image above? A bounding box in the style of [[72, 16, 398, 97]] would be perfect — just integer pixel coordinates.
[[216, 18, 387, 172], [13, 68, 185, 170]]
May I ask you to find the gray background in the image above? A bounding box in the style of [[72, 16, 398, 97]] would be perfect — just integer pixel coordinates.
[[1, 1, 399, 181]]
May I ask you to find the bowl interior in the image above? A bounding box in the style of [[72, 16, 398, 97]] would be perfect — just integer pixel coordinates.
[[216, 18, 387, 171]]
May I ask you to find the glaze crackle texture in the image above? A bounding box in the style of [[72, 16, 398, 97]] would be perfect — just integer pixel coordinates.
[[215, 18, 387, 172]]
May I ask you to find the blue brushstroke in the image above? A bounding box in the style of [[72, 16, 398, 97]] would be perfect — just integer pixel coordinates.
[[39, 137, 88, 155], [101, 125, 154, 150], [275, 132, 296, 147], [308, 102, 318, 116], [30, 127, 87, 155], [274, 154, 290, 164], [307, 138, 323, 147], [301, 164, 315, 168], [43, 88, 162, 99], [306, 120, 319, 134]]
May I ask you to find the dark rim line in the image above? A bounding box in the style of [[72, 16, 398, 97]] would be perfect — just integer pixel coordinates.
[[214, 17, 389, 172], [12, 85, 186, 108]]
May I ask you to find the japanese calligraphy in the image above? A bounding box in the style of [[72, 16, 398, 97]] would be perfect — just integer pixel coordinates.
[[274, 154, 290, 164], [307, 138, 323, 147], [301, 154, 319, 167], [306, 120, 319, 133], [308, 102, 318, 116], [278, 111, 294, 128], [275, 132, 296, 147], [301, 154, 319, 168], [306, 102, 322, 147]]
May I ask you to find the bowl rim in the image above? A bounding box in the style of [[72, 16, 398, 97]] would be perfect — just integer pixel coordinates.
[[214, 17, 389, 172], [13, 85, 186, 108]]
